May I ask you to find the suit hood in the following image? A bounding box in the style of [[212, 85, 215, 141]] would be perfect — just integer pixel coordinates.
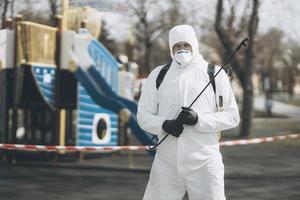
[[168, 25, 201, 59]]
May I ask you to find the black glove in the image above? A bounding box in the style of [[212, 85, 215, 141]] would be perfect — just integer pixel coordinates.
[[162, 119, 184, 137], [177, 107, 198, 126]]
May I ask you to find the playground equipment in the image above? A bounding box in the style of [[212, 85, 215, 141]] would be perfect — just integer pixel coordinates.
[[0, 5, 153, 152], [0, 17, 62, 146]]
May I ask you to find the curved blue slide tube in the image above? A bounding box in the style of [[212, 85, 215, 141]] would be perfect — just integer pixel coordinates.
[[87, 66, 138, 114], [74, 67, 126, 112], [73, 66, 154, 147]]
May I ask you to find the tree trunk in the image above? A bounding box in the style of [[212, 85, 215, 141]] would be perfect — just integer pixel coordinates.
[[240, 0, 258, 137], [49, 0, 57, 26], [140, 38, 152, 77], [1, 0, 9, 29], [288, 70, 295, 100], [240, 77, 254, 137], [214, 0, 259, 138]]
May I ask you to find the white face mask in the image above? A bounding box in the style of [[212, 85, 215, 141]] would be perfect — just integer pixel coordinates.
[[174, 50, 193, 66]]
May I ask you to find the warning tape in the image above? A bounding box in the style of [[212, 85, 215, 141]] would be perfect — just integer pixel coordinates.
[[0, 133, 299, 152], [219, 133, 300, 146], [0, 144, 147, 152]]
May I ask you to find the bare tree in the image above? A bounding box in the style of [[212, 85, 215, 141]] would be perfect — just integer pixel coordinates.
[[214, 0, 260, 138], [129, 0, 163, 76], [48, 0, 60, 26], [256, 28, 284, 72], [129, 0, 187, 77], [282, 42, 300, 99], [1, 0, 11, 28], [17, 0, 50, 25], [255, 28, 284, 91], [98, 20, 119, 56]]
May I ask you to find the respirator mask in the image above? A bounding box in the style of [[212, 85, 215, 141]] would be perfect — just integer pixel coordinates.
[[174, 50, 193, 66]]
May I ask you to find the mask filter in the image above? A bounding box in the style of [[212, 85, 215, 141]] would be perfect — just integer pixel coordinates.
[[174, 50, 192, 66]]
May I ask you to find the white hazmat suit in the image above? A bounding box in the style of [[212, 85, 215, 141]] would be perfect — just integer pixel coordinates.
[[137, 25, 240, 200]]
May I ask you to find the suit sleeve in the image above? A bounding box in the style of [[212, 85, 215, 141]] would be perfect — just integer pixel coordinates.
[[194, 69, 240, 133], [137, 67, 167, 136]]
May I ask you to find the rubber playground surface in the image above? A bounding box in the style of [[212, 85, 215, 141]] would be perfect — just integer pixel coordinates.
[[0, 142, 299, 200]]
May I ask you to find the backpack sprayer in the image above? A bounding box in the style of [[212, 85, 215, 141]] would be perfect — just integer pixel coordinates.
[[149, 37, 249, 150]]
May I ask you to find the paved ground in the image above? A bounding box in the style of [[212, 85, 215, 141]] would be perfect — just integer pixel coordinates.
[[0, 164, 147, 200], [254, 95, 300, 118], [222, 144, 300, 200], [1, 142, 300, 200]]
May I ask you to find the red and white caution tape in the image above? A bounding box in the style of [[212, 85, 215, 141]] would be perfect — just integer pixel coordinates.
[[0, 133, 299, 152], [219, 133, 300, 146], [0, 144, 148, 152]]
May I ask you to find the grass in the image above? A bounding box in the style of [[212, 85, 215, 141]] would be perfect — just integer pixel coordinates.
[[272, 93, 300, 107], [221, 117, 300, 147], [254, 110, 288, 118]]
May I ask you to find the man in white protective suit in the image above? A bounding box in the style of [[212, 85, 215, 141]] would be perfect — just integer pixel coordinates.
[[137, 25, 240, 200]]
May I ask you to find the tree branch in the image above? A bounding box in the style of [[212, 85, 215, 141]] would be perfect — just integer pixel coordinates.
[[214, 0, 244, 80], [243, 0, 259, 79], [1, 0, 9, 28]]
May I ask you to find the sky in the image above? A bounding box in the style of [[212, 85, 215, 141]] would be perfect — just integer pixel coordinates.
[[9, 0, 300, 42], [99, 0, 300, 42], [259, 0, 300, 41]]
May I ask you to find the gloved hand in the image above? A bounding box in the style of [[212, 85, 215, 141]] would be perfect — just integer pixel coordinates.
[[177, 107, 198, 126], [162, 119, 184, 137]]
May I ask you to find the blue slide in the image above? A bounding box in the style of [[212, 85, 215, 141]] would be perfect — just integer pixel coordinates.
[[73, 66, 154, 147], [72, 37, 154, 148]]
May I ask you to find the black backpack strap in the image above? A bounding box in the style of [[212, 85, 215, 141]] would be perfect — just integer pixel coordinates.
[[156, 63, 171, 90], [207, 63, 216, 95], [156, 63, 216, 92]]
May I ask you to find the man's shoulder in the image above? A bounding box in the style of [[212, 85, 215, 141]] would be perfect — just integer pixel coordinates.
[[148, 64, 169, 78], [206, 64, 227, 78], [152, 64, 168, 73]]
